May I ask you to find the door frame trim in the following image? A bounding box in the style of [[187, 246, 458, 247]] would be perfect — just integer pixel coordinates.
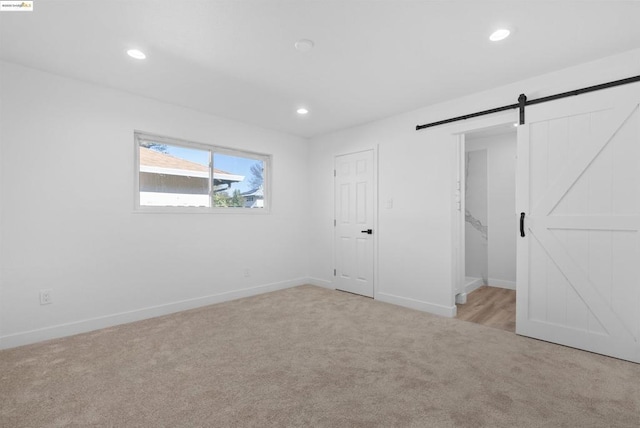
[[333, 147, 378, 299], [447, 111, 518, 313]]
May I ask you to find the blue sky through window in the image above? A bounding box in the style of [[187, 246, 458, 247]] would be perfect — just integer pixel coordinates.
[[162, 145, 260, 193]]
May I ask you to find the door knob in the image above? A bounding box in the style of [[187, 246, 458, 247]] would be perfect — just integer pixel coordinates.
[[361, 229, 373, 235]]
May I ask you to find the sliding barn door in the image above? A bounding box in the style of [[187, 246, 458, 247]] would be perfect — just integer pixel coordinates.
[[516, 83, 640, 363]]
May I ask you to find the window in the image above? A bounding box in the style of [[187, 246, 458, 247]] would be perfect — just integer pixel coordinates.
[[135, 132, 270, 212]]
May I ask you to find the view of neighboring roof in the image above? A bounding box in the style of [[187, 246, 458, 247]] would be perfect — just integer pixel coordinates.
[[139, 146, 244, 182], [241, 186, 263, 197], [140, 146, 208, 173]]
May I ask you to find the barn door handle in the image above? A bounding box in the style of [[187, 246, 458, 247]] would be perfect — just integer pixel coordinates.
[[520, 212, 525, 237], [361, 229, 373, 235]]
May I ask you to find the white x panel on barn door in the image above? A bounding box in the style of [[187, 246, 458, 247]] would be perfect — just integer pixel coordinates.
[[516, 83, 640, 363]]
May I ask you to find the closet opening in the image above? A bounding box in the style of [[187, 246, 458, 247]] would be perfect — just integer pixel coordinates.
[[455, 123, 517, 332]]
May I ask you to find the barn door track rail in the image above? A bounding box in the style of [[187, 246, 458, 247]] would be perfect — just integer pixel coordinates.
[[415, 75, 640, 131]]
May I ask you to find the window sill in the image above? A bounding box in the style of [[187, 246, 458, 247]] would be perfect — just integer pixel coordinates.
[[133, 206, 271, 214]]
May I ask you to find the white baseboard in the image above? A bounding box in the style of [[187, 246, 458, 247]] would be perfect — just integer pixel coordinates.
[[464, 277, 484, 293], [488, 278, 516, 290], [306, 277, 335, 290], [375, 292, 456, 318], [0, 277, 307, 350]]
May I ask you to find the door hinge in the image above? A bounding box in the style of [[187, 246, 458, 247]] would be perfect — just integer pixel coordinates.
[[333, 269, 336, 276], [334, 169, 336, 177], [334, 219, 336, 226]]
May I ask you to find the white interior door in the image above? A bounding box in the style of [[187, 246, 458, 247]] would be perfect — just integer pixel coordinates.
[[334, 150, 374, 297], [516, 83, 640, 363]]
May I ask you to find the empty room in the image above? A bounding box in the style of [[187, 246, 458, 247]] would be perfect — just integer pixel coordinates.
[[1, 1, 639, 427]]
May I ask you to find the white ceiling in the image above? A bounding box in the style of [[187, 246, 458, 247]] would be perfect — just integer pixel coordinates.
[[1, 1, 638, 138]]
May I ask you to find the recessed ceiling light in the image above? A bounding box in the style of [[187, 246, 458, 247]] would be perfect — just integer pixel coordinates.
[[489, 29, 511, 42], [513, 123, 519, 127], [127, 49, 146, 60], [294, 39, 314, 53], [297, 108, 309, 115]]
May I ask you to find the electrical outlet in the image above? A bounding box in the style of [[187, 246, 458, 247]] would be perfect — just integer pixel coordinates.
[[40, 289, 53, 305], [243, 268, 251, 277]]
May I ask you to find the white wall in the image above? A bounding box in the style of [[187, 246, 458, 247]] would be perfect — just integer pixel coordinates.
[[307, 127, 456, 316], [466, 132, 517, 289], [307, 48, 640, 316], [464, 149, 488, 283], [2, 48, 639, 347], [0, 61, 310, 348]]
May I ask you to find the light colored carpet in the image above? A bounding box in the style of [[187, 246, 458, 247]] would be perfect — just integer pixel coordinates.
[[1, 285, 638, 427]]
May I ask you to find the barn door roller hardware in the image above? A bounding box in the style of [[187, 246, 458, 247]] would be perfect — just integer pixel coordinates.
[[415, 75, 640, 131]]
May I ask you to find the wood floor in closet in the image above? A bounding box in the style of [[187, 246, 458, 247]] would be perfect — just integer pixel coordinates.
[[456, 286, 516, 333]]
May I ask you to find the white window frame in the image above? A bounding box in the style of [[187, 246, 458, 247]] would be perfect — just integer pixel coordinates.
[[134, 131, 271, 214]]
